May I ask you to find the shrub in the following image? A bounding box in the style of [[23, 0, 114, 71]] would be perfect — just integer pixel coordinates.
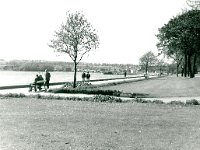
[[168, 101, 185, 105], [62, 81, 93, 88], [51, 87, 121, 97], [113, 90, 121, 97], [65, 97, 84, 101], [93, 95, 122, 103], [2, 93, 26, 98], [152, 100, 165, 104], [36, 94, 42, 99], [186, 99, 200, 105], [134, 98, 150, 103], [0, 92, 122, 103], [130, 93, 149, 98]]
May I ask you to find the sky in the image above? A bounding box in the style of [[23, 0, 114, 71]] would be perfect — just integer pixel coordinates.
[[0, 0, 189, 64]]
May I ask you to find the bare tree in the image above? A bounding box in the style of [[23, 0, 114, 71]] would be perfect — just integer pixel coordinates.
[[49, 11, 99, 88]]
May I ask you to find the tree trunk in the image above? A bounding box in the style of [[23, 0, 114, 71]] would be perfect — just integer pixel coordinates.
[[192, 53, 197, 78], [184, 54, 187, 77], [181, 66, 184, 77], [145, 64, 148, 75], [188, 54, 193, 78], [160, 67, 162, 76], [187, 55, 190, 77], [145, 63, 148, 79], [73, 47, 78, 88], [73, 62, 77, 88], [176, 63, 179, 77]]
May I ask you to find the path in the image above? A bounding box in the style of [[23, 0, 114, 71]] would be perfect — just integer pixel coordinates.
[[0, 75, 199, 103], [0, 76, 146, 98]]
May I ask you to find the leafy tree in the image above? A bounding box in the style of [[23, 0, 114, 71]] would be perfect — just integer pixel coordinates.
[[157, 10, 200, 78], [49, 11, 99, 88], [158, 48, 183, 77], [186, 0, 200, 10], [139, 51, 157, 77], [156, 59, 166, 76]]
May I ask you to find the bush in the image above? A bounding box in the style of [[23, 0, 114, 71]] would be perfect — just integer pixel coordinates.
[[168, 101, 185, 105], [30, 94, 122, 103], [0, 93, 122, 103], [134, 98, 150, 103], [152, 100, 165, 104], [51, 87, 121, 97], [62, 81, 93, 88], [130, 93, 149, 98], [93, 95, 122, 103], [186, 99, 200, 105], [1, 93, 26, 98]]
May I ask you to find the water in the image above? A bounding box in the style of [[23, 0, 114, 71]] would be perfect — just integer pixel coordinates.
[[0, 71, 134, 86]]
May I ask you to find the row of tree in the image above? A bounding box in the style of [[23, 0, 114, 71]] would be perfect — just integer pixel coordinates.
[[139, 1, 200, 77], [2, 60, 73, 71], [156, 9, 200, 78], [139, 51, 168, 76]]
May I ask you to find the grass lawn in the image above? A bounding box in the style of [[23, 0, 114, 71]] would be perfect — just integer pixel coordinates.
[[99, 76, 200, 97], [1, 98, 200, 150]]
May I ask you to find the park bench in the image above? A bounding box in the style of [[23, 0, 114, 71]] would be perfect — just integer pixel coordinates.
[[29, 80, 45, 92]]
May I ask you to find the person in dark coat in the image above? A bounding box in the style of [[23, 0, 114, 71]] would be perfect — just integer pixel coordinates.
[[44, 69, 51, 89], [29, 74, 40, 92], [38, 74, 44, 90], [124, 71, 127, 78], [86, 72, 90, 82], [82, 71, 86, 83]]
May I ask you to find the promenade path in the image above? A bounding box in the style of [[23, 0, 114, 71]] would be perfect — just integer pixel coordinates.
[[0, 76, 145, 98], [0, 75, 199, 103]]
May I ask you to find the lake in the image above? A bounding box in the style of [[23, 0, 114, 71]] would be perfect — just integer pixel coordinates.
[[0, 71, 137, 86]]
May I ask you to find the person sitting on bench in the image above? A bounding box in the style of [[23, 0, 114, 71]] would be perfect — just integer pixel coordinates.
[[29, 74, 44, 92], [37, 74, 44, 90]]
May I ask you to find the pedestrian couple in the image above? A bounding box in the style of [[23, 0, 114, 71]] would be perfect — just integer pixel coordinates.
[[82, 71, 90, 83]]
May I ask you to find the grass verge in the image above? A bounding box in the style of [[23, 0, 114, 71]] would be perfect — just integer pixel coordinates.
[[1, 93, 200, 106], [1, 98, 200, 149], [50, 82, 149, 98]]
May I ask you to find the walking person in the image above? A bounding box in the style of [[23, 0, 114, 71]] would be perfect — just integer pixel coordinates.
[[44, 69, 51, 90], [124, 70, 127, 78], [86, 71, 91, 82], [82, 71, 86, 83]]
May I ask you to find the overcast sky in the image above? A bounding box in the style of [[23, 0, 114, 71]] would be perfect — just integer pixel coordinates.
[[0, 0, 189, 64]]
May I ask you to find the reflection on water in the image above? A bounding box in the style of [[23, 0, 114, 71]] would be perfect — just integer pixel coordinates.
[[0, 71, 133, 86]]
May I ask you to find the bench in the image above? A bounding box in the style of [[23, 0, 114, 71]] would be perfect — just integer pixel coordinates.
[[29, 80, 45, 92]]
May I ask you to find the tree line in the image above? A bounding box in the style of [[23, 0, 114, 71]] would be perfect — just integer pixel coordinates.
[[1, 60, 73, 71], [156, 9, 200, 78], [0, 60, 138, 73]]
